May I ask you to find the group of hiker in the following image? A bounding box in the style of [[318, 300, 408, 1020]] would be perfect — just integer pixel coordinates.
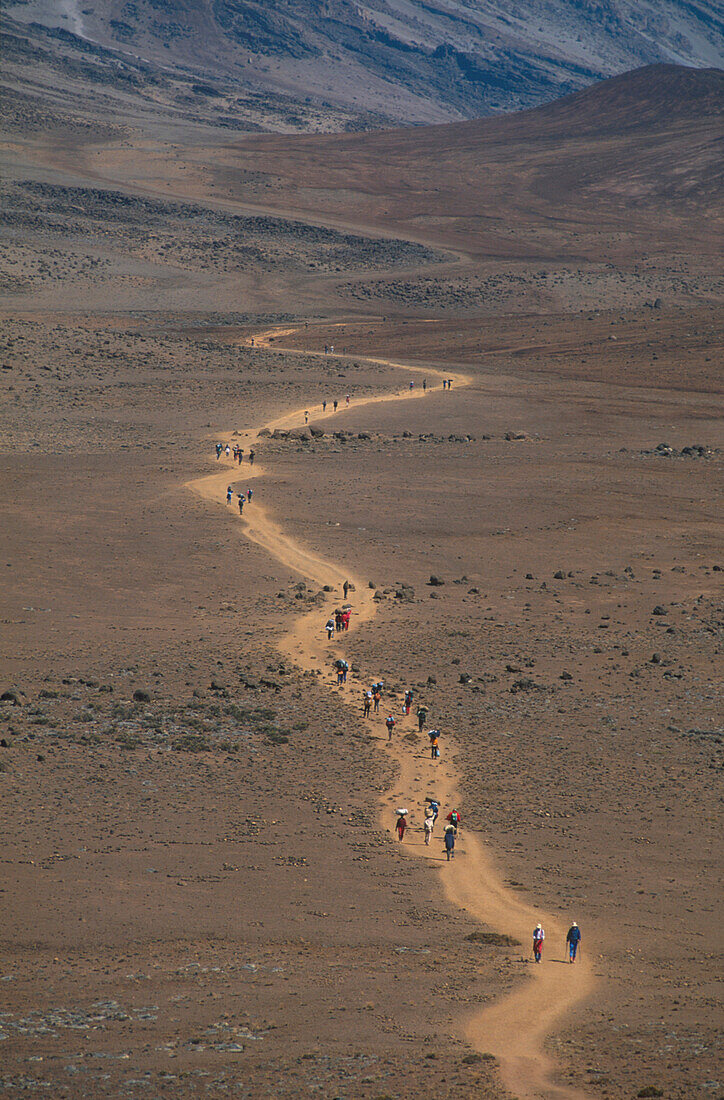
[[326, 607, 351, 638], [226, 485, 253, 512], [395, 802, 461, 860], [532, 921, 581, 963], [216, 442, 255, 466]]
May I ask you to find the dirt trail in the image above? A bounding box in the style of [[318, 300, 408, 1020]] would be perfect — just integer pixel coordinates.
[[185, 330, 594, 1099]]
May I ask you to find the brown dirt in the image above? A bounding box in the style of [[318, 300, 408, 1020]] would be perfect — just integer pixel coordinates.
[[1, 64, 722, 1100]]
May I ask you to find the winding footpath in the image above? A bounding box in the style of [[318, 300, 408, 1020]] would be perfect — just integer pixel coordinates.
[[186, 327, 594, 1100]]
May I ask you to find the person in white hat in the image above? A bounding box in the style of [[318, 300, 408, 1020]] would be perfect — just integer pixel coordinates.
[[533, 923, 545, 963]]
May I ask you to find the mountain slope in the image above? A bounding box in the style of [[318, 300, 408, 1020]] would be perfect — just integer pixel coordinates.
[[5, 0, 723, 124]]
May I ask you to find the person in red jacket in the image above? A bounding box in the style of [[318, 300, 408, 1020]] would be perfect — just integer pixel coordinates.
[[446, 809, 461, 832], [396, 812, 407, 841]]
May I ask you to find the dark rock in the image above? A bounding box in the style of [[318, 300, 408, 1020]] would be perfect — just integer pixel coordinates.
[[132, 689, 150, 703], [652, 605, 667, 616], [0, 690, 22, 705], [553, 570, 565, 580], [428, 575, 445, 586], [256, 427, 271, 437], [271, 428, 289, 440], [260, 677, 282, 691], [525, 573, 534, 580], [322, 584, 333, 592], [289, 426, 312, 441], [504, 430, 528, 441], [459, 673, 472, 684], [309, 426, 325, 438], [426, 675, 437, 685], [37, 754, 45, 762], [39, 689, 58, 699], [560, 671, 573, 680], [510, 678, 541, 693], [468, 586, 480, 594], [650, 653, 662, 664], [0, 739, 7, 747], [466, 931, 521, 947]]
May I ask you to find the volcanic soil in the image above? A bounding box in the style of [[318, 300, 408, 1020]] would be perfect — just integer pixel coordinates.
[[0, 64, 722, 1100]]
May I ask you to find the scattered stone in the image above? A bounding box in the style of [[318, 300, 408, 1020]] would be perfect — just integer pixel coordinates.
[[132, 689, 150, 703], [459, 673, 472, 684], [560, 671, 573, 681], [652, 605, 667, 616], [553, 570, 565, 580], [426, 675, 437, 685], [1, 690, 22, 705], [466, 931, 521, 947], [428, 575, 445, 586]]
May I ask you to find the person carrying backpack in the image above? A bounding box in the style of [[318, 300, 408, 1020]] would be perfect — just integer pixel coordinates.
[[396, 811, 407, 841], [444, 825, 456, 860], [566, 922, 581, 962], [416, 704, 428, 732], [533, 924, 545, 963], [447, 809, 461, 832], [428, 729, 440, 759], [385, 714, 395, 741], [325, 616, 335, 640]]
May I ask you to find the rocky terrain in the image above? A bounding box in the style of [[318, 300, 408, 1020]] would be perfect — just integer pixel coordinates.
[[1, 54, 722, 1100], [4, 0, 723, 123]]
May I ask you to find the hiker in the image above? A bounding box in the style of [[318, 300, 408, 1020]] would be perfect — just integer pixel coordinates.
[[247, 487, 253, 502], [333, 400, 338, 412], [341, 659, 348, 684], [428, 729, 440, 759], [232, 446, 238, 461], [249, 450, 255, 465], [216, 442, 222, 459], [442, 379, 447, 391], [423, 813, 434, 845], [322, 400, 327, 412], [226, 485, 233, 504], [566, 922, 581, 962], [324, 344, 328, 354], [238, 494, 245, 514], [304, 410, 309, 424], [345, 393, 350, 406], [416, 704, 428, 732], [444, 824, 456, 860], [409, 380, 414, 390], [334, 658, 346, 686], [422, 378, 427, 392], [426, 798, 440, 824], [385, 714, 395, 741], [447, 378, 453, 389], [373, 686, 381, 713], [238, 448, 243, 465], [250, 336, 255, 346], [225, 444, 230, 457], [403, 689, 413, 715], [342, 609, 351, 631], [334, 609, 342, 632], [533, 924, 545, 963], [396, 811, 407, 841], [325, 616, 335, 640], [363, 690, 372, 718], [343, 579, 350, 599], [447, 808, 461, 832]]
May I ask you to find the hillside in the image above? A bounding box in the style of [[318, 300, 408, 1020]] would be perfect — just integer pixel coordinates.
[[4, 0, 723, 125]]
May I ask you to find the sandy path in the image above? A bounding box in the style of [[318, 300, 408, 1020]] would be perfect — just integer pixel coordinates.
[[185, 331, 594, 1099]]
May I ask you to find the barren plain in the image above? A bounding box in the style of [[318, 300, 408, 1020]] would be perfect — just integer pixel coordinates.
[[0, 60, 722, 1100]]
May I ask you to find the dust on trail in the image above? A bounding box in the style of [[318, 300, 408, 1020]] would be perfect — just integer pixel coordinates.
[[185, 327, 594, 1100]]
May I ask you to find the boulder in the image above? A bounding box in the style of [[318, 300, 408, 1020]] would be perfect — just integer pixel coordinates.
[[428, 575, 445, 586], [132, 689, 151, 703], [288, 426, 312, 441]]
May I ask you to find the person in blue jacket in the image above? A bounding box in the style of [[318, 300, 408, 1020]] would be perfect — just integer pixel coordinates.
[[566, 922, 581, 962], [444, 824, 456, 861]]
